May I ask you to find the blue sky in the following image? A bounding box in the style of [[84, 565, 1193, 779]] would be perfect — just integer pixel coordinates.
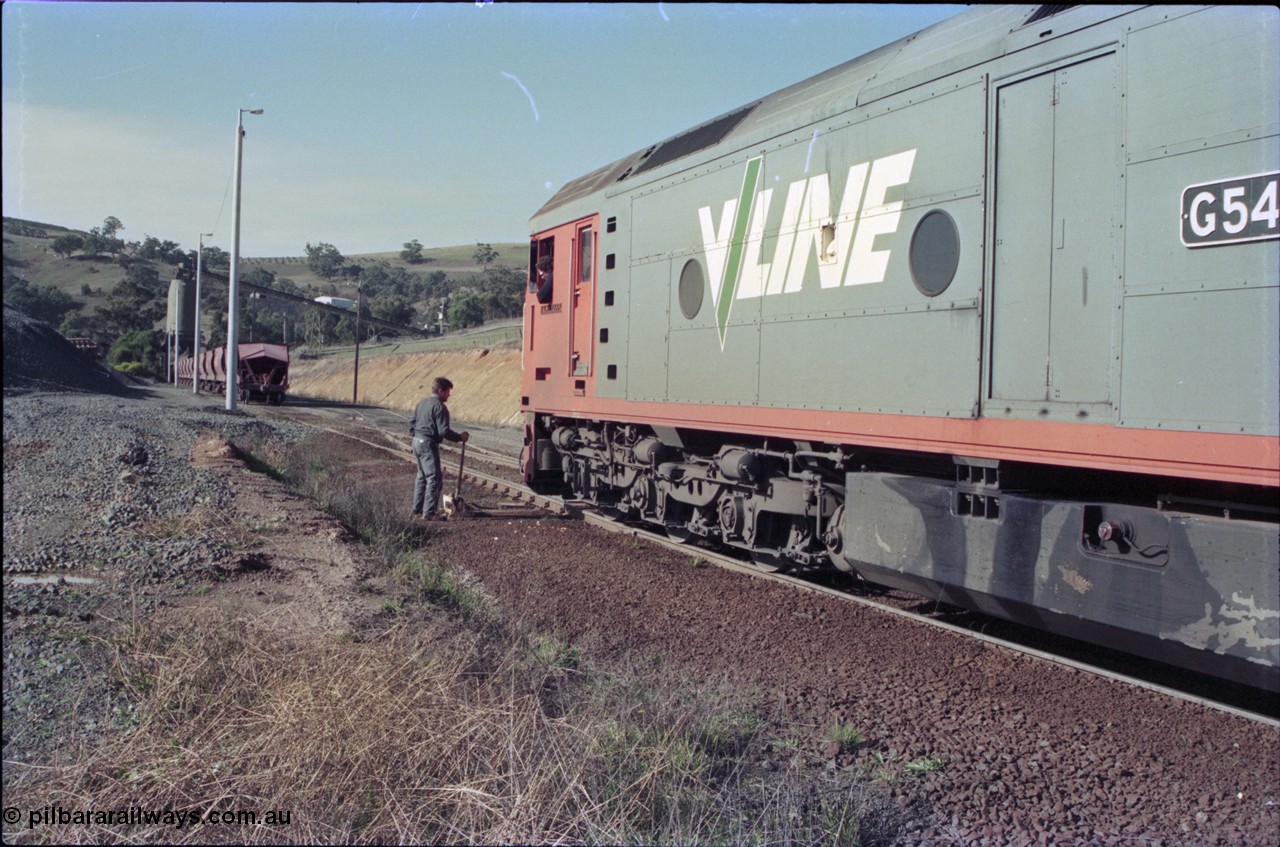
[[3, 3, 965, 258]]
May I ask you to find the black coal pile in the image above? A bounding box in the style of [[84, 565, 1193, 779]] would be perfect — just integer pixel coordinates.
[[3, 304, 131, 395]]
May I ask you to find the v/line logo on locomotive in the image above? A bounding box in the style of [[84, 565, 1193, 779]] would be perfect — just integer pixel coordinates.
[[698, 150, 917, 348], [699, 158, 1280, 348]]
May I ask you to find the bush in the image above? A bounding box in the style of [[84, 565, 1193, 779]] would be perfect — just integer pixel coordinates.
[[4, 279, 81, 325], [113, 361, 151, 377], [107, 328, 164, 377]]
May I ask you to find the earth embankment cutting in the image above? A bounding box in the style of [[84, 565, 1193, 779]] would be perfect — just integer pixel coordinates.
[[287, 346, 523, 427]]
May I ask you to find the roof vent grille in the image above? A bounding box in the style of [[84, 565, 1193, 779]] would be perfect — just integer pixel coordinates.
[[621, 103, 758, 181], [1023, 5, 1076, 26]]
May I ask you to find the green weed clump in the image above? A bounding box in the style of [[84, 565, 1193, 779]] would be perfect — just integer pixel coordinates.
[[825, 723, 867, 753]]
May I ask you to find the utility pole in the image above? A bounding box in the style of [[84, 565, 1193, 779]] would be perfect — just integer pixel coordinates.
[[352, 285, 362, 405], [193, 232, 212, 393], [226, 107, 263, 411]]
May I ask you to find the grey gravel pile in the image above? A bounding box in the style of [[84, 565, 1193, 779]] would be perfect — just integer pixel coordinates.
[[4, 391, 313, 599], [3, 303, 128, 395], [3, 306, 316, 765], [3, 308, 313, 591]]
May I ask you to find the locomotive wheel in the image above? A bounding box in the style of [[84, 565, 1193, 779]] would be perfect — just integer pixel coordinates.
[[665, 525, 699, 545], [825, 504, 852, 572], [748, 551, 783, 573], [568, 463, 588, 500]]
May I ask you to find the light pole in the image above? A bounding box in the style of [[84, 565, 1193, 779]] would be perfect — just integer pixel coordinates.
[[193, 232, 212, 394], [226, 107, 264, 411], [352, 285, 362, 405]]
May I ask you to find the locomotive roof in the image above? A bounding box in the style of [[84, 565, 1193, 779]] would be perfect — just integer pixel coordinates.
[[532, 4, 1127, 228]]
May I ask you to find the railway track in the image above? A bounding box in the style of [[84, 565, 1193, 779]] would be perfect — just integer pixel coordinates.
[[256, 400, 1280, 726]]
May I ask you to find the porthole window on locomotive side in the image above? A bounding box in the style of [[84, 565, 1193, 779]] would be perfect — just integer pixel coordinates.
[[909, 209, 960, 297], [678, 259, 705, 319]]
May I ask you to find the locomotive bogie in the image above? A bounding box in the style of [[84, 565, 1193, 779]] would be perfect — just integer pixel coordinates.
[[532, 416, 852, 571], [520, 5, 1279, 689]]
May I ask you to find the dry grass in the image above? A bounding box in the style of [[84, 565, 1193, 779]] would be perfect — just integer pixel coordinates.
[[3, 434, 906, 845], [136, 505, 267, 550], [5, 610, 897, 845]]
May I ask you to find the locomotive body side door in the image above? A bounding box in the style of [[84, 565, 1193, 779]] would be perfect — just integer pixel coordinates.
[[989, 52, 1120, 412], [521, 214, 600, 410], [570, 222, 596, 377]]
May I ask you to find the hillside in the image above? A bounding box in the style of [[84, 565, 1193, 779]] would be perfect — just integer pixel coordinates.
[[2, 220, 123, 306], [3, 216, 526, 356], [3, 216, 524, 307], [240, 242, 526, 305], [287, 344, 524, 428]]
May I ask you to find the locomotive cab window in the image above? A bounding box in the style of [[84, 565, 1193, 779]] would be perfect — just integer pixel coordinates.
[[578, 226, 593, 287], [531, 237, 554, 304]]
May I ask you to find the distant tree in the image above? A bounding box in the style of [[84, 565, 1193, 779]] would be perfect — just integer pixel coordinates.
[[472, 266, 524, 319], [333, 314, 356, 344], [138, 235, 184, 263], [5, 220, 49, 238], [243, 267, 276, 288], [80, 229, 111, 258], [101, 216, 124, 239], [358, 263, 391, 299], [473, 243, 498, 270], [388, 266, 420, 298], [79, 222, 127, 258], [97, 262, 164, 338], [370, 293, 415, 326], [205, 307, 227, 348], [447, 293, 485, 328], [305, 242, 345, 279], [3, 279, 81, 326], [260, 310, 287, 344], [401, 239, 424, 264], [59, 311, 101, 342], [50, 233, 84, 259], [202, 246, 230, 269], [420, 270, 449, 301], [107, 328, 163, 377], [244, 297, 286, 344]]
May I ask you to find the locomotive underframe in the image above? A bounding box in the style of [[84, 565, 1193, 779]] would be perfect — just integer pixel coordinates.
[[524, 412, 1280, 692]]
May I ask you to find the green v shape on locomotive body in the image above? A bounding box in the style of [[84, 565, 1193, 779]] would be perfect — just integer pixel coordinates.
[[716, 157, 763, 349]]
